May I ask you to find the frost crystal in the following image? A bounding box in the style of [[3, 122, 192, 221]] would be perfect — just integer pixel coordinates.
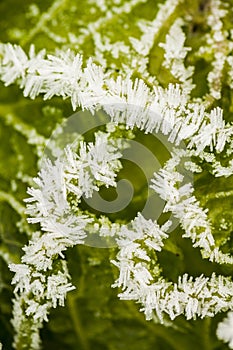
[[217, 312, 233, 349]]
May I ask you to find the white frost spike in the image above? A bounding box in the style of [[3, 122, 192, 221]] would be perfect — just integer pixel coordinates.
[[9, 264, 32, 294], [47, 272, 76, 308], [159, 18, 194, 92], [1, 43, 28, 85], [10, 129, 129, 343], [150, 150, 233, 265], [132, 213, 170, 251], [217, 312, 233, 349], [1, 44, 233, 155], [25, 300, 50, 323], [160, 19, 190, 62], [188, 107, 232, 153]]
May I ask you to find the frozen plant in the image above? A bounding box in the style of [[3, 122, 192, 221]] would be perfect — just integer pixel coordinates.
[[0, 0, 233, 349]]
